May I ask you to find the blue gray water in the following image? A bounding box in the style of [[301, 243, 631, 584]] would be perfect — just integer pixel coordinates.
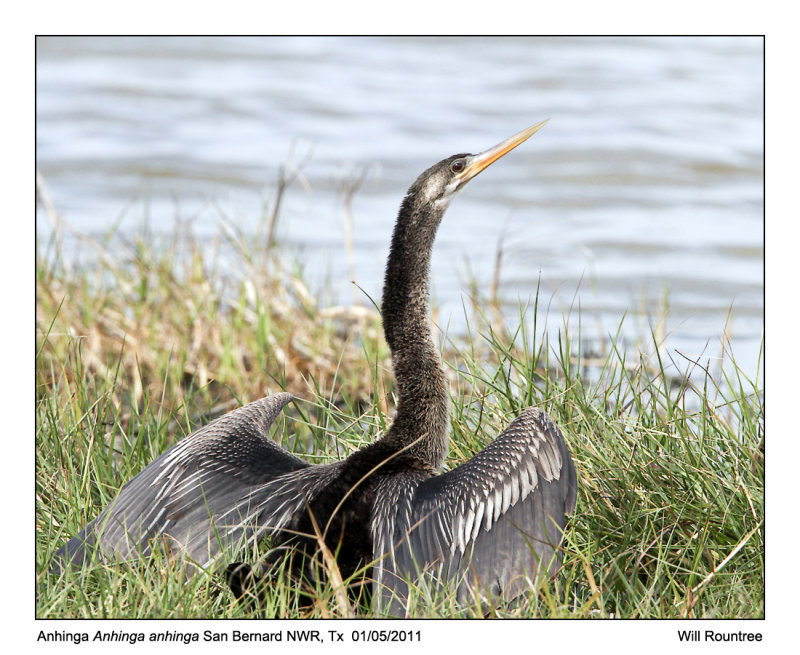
[[36, 36, 763, 381]]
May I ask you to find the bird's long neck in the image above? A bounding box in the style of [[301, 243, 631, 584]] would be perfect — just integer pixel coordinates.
[[378, 194, 450, 471]]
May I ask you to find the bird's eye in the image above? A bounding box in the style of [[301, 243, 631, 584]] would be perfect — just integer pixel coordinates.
[[450, 159, 466, 173]]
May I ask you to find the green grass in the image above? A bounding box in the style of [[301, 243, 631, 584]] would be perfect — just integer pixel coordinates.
[[36, 212, 763, 619]]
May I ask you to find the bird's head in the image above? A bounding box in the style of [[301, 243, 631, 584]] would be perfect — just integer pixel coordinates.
[[409, 119, 549, 212]]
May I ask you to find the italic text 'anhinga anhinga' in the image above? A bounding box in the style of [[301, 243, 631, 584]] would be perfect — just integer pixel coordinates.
[[50, 121, 578, 616]]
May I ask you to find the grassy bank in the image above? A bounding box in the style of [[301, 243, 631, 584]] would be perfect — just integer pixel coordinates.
[[35, 210, 763, 619]]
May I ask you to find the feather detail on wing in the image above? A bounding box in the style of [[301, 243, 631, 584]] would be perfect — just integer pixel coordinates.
[[372, 407, 577, 615], [50, 393, 314, 573]]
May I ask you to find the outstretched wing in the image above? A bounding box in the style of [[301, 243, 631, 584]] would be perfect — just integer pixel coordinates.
[[50, 393, 309, 573], [373, 407, 577, 615]]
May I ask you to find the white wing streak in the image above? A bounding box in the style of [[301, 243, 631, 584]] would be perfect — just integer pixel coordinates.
[[372, 407, 577, 614]]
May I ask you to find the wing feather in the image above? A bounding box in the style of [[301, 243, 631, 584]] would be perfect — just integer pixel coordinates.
[[373, 407, 577, 615], [50, 393, 311, 573]]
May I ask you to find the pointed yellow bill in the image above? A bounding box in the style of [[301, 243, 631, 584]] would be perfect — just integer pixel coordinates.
[[457, 119, 548, 185]]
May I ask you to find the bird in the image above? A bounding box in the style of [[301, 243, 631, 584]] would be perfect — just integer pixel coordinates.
[[49, 121, 578, 616]]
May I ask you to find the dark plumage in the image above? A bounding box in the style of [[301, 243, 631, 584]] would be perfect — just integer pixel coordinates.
[[50, 122, 577, 616]]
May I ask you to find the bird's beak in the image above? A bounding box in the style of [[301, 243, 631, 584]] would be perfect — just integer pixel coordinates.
[[457, 119, 548, 187]]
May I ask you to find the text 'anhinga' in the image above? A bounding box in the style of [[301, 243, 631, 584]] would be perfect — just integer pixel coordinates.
[[51, 122, 578, 615]]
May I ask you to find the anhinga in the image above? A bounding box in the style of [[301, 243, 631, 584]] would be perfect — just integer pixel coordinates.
[[50, 121, 577, 615]]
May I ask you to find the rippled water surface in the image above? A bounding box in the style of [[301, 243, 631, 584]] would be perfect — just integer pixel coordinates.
[[36, 36, 763, 379]]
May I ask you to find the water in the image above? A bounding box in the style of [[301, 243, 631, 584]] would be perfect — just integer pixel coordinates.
[[36, 36, 763, 380]]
